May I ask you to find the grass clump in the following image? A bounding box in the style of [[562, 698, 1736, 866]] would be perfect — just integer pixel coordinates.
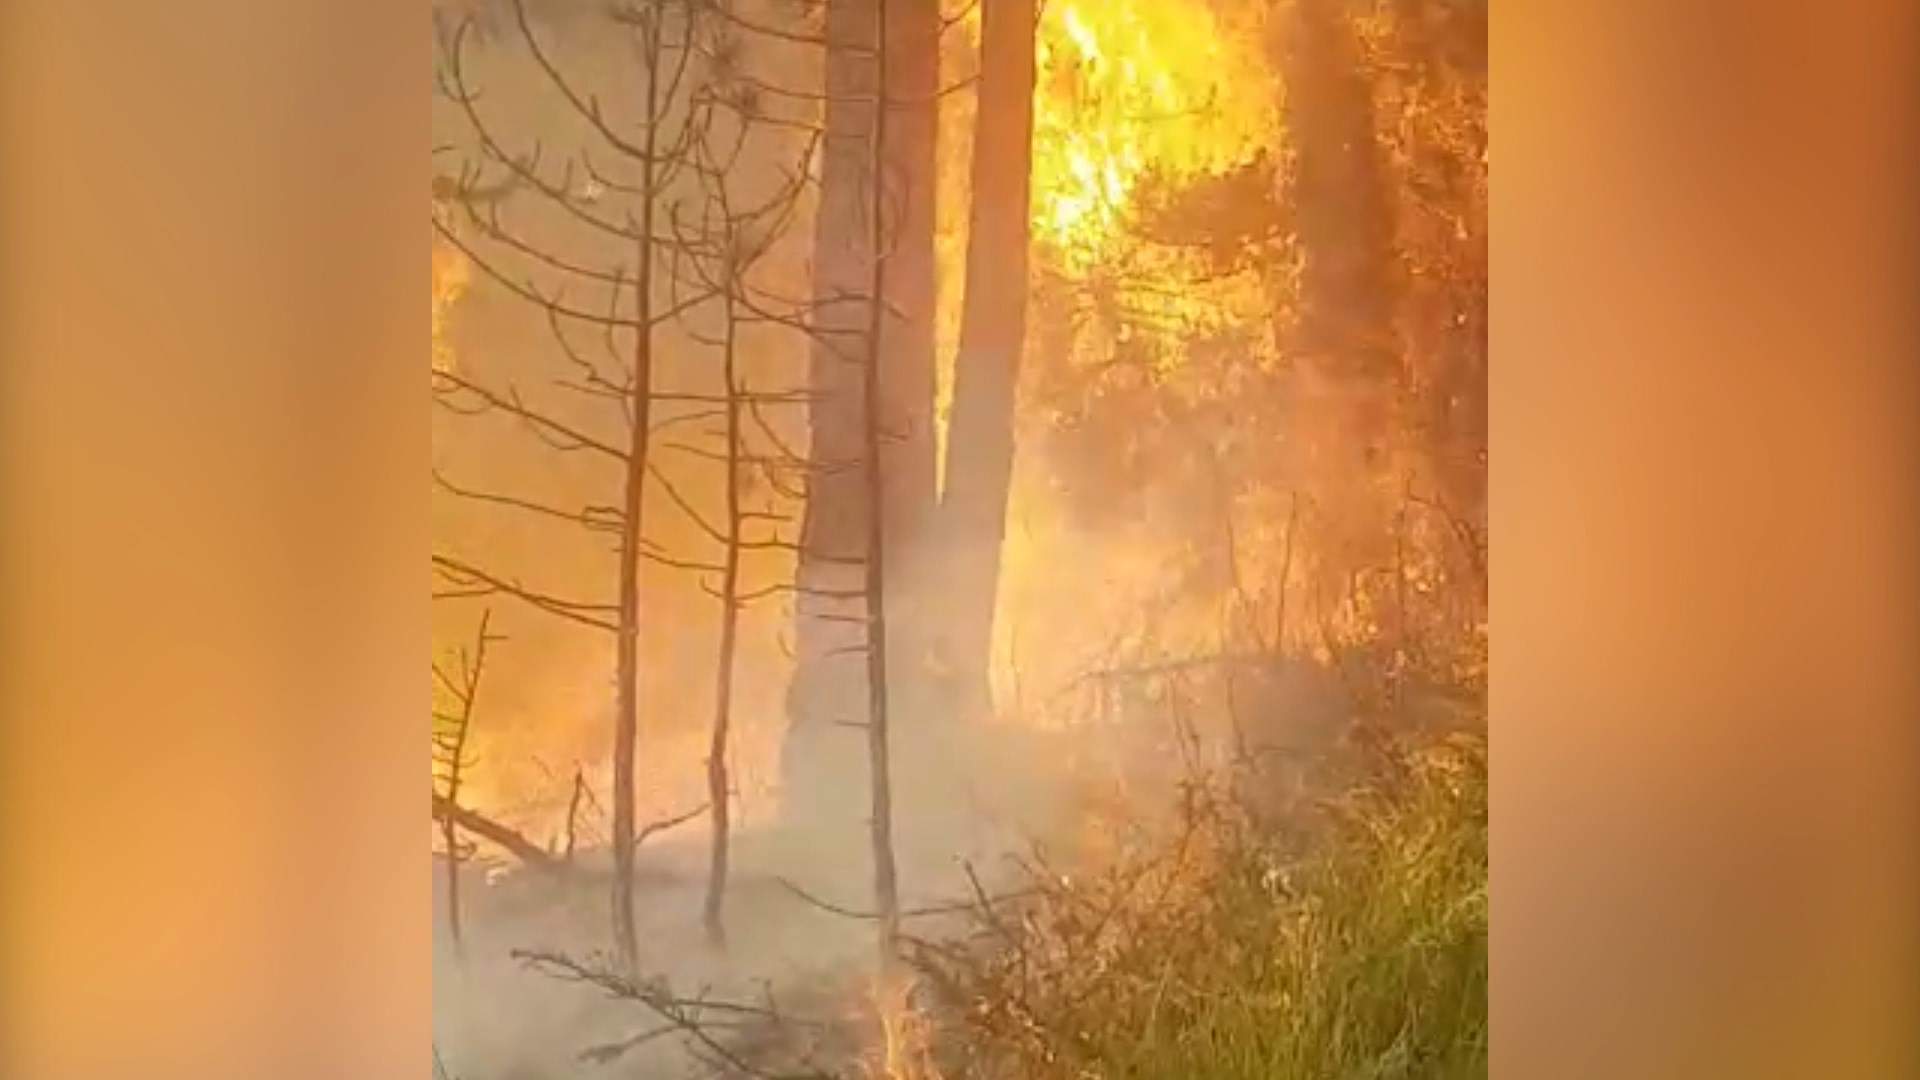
[[912, 730, 1487, 1080]]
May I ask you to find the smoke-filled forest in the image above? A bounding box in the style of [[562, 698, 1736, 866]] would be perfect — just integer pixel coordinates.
[[430, 0, 1485, 1075]]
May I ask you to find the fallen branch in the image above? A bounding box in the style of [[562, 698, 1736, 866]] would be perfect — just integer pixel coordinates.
[[636, 802, 709, 848], [432, 791, 566, 877], [773, 875, 1037, 923]]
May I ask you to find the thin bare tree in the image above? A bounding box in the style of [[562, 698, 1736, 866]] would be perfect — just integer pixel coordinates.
[[438, 0, 842, 957], [859, 0, 902, 962], [431, 608, 502, 956], [661, 53, 825, 946], [433, 0, 719, 971]]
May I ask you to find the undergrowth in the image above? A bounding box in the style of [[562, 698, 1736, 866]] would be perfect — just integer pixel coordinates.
[[910, 728, 1488, 1080]]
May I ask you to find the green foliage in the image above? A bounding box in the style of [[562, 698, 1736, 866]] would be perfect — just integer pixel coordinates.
[[915, 731, 1488, 1080]]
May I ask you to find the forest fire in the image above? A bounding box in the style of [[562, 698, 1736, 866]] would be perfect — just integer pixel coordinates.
[[430, 1, 1484, 1077]]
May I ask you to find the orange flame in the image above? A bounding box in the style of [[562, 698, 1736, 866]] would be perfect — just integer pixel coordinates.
[[868, 971, 938, 1080]]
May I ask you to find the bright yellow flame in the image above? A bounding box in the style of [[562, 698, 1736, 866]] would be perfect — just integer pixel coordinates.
[[867, 971, 938, 1080], [936, 0, 1280, 479], [1032, 0, 1277, 263]]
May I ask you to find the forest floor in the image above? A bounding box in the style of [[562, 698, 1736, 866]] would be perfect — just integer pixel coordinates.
[[433, 717, 1486, 1080]]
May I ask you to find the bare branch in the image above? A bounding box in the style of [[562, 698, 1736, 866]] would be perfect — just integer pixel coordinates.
[[697, 0, 857, 53], [433, 791, 568, 877], [435, 469, 626, 533], [506, 0, 686, 166], [433, 553, 620, 632], [433, 369, 629, 460], [433, 219, 650, 327], [635, 802, 710, 848]]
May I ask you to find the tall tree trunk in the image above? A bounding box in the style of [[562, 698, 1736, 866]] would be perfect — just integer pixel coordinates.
[[611, 4, 663, 975], [704, 289, 744, 949], [787, 0, 880, 837], [877, 0, 942, 733], [937, 0, 1037, 717], [862, 0, 901, 961], [787, 0, 939, 843], [879, 0, 939, 561]]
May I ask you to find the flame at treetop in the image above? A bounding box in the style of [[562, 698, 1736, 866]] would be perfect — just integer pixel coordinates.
[[1031, 0, 1278, 265], [936, 0, 1282, 470]]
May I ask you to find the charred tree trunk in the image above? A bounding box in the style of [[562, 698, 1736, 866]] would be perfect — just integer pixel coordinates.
[[936, 0, 1037, 717], [877, 0, 942, 733], [879, 0, 940, 564], [863, 0, 902, 962], [787, 0, 942, 855], [787, 0, 880, 835]]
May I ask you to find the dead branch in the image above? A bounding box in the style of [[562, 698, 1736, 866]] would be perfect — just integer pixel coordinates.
[[432, 369, 629, 460], [515, 950, 834, 1080], [636, 801, 710, 848], [433, 609, 501, 954], [433, 553, 620, 632], [773, 875, 1029, 924], [434, 469, 626, 533], [433, 790, 567, 877]]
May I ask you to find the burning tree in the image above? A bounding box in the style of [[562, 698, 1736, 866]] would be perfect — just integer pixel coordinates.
[[428, 0, 1486, 1074]]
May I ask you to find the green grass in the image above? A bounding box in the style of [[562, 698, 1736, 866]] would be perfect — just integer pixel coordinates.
[[916, 731, 1488, 1080]]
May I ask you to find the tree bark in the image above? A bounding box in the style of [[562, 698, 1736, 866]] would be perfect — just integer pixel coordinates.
[[861, 0, 903, 962], [611, 3, 664, 975], [704, 290, 744, 949], [787, 0, 880, 835], [936, 0, 1037, 717], [879, 0, 940, 558], [876, 0, 943, 743]]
